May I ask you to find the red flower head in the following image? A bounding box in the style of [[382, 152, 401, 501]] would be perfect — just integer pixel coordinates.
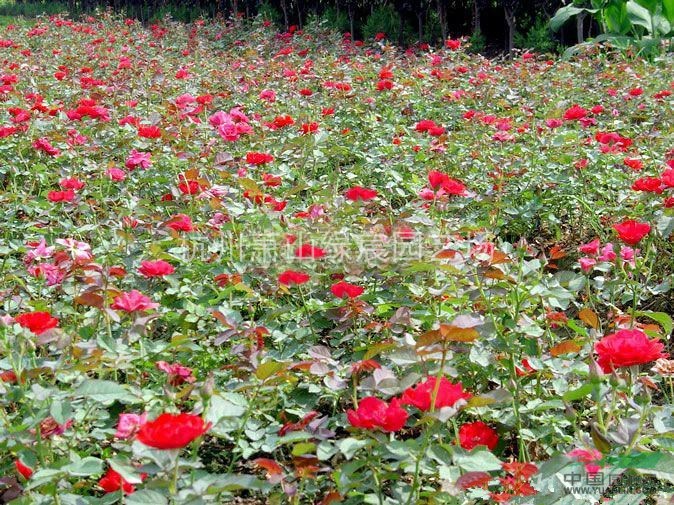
[[98, 468, 140, 494], [613, 219, 650, 245], [347, 397, 408, 432], [47, 189, 75, 202], [136, 413, 210, 450], [446, 38, 461, 50], [428, 170, 448, 189], [344, 186, 378, 201], [294, 244, 326, 259], [459, 421, 499, 451], [59, 178, 85, 190], [563, 104, 588, 121], [178, 179, 202, 195], [660, 168, 674, 188], [415, 119, 439, 133], [401, 377, 472, 412], [15, 311, 59, 335], [138, 260, 175, 278], [166, 214, 194, 232], [137, 125, 161, 139], [330, 281, 364, 299], [246, 152, 274, 165], [595, 328, 667, 372], [15, 459, 33, 479], [631, 177, 663, 194], [278, 270, 310, 286]]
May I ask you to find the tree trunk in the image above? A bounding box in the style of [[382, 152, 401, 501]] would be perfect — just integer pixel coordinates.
[[280, 0, 289, 30], [296, 0, 302, 29], [436, 0, 446, 40], [417, 11, 423, 42], [472, 0, 481, 35], [576, 11, 586, 44], [348, 2, 354, 37], [504, 7, 515, 53]]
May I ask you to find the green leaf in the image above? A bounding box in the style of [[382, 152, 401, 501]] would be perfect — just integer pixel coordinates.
[[454, 450, 502, 472], [205, 393, 247, 435], [25, 469, 65, 490], [626, 0, 654, 33], [338, 437, 370, 460], [635, 311, 673, 336], [64, 457, 104, 477], [292, 442, 316, 456], [605, 2, 632, 34], [562, 383, 594, 402], [126, 490, 169, 505], [255, 360, 285, 381], [192, 474, 270, 493], [109, 458, 144, 484], [664, 0, 674, 24], [73, 379, 137, 405], [50, 399, 73, 425], [550, 5, 591, 31]]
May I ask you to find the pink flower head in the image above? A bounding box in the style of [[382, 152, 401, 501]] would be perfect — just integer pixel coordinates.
[[259, 89, 276, 102], [620, 246, 635, 262], [578, 239, 600, 256], [23, 238, 54, 264], [115, 412, 148, 439], [598, 243, 616, 262], [156, 361, 196, 386], [56, 238, 93, 262], [110, 290, 159, 313], [106, 167, 126, 181], [209, 110, 231, 127], [579, 257, 596, 272], [125, 149, 152, 170], [138, 260, 175, 277], [568, 448, 604, 475]]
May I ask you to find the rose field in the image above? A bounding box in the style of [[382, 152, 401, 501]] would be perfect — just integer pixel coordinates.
[[1, 12, 674, 505]]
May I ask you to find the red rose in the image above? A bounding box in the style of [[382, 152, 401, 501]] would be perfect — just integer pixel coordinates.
[[137, 125, 161, 139], [98, 468, 138, 494], [415, 119, 439, 133], [330, 281, 364, 299], [246, 152, 274, 165], [15, 311, 59, 335], [595, 329, 667, 372], [294, 244, 326, 259], [563, 104, 588, 121], [15, 459, 33, 479], [138, 260, 175, 277], [459, 421, 499, 451], [278, 270, 310, 286], [613, 219, 651, 245], [347, 397, 408, 432], [47, 189, 75, 202], [178, 179, 202, 195], [631, 177, 663, 194], [136, 413, 210, 450], [344, 186, 377, 201], [401, 377, 472, 412]]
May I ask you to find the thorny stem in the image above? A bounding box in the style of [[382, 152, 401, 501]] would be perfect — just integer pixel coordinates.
[[297, 286, 318, 341]]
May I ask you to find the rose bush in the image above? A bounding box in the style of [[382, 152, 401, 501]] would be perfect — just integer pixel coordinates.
[[0, 11, 673, 505]]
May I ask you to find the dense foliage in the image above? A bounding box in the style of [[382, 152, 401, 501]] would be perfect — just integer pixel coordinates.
[[0, 13, 674, 505], [2, 0, 572, 53]]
